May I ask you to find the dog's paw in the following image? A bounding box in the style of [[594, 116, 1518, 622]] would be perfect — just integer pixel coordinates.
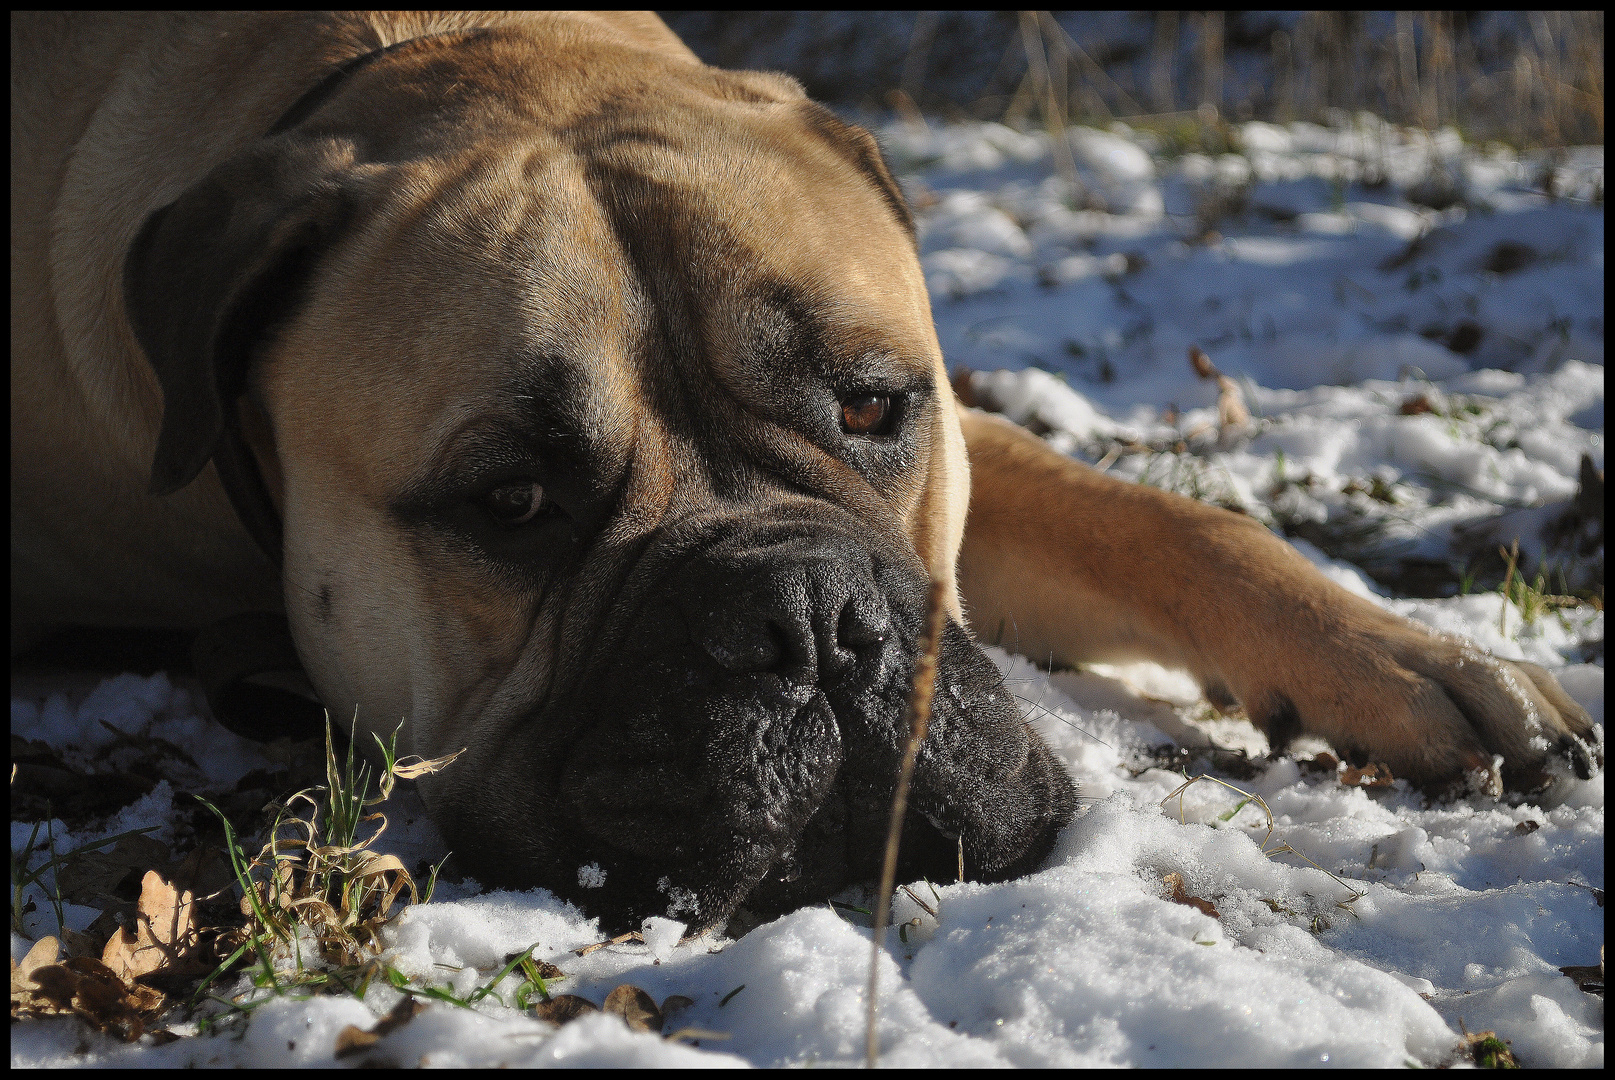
[[1247, 616, 1600, 796], [1392, 636, 1601, 793]]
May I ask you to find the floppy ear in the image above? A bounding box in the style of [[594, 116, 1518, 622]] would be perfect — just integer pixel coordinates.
[[123, 137, 363, 496], [795, 102, 914, 241]]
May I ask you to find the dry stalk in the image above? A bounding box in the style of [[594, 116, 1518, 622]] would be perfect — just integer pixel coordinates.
[[898, 10, 938, 120], [865, 578, 948, 1068], [573, 930, 642, 958], [1042, 12, 1146, 119], [1160, 772, 1364, 908], [1499, 539, 1521, 635], [1149, 12, 1178, 113], [1017, 11, 1078, 187]]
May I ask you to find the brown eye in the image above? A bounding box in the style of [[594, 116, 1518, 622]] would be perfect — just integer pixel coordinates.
[[841, 393, 893, 436], [483, 479, 546, 526]]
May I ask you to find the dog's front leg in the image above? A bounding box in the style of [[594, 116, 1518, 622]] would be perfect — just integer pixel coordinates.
[[955, 406, 1600, 792]]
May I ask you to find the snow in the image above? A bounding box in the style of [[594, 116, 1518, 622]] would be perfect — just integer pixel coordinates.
[[11, 112, 1603, 1068]]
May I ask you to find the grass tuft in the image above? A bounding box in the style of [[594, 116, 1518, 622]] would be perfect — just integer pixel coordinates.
[[184, 717, 471, 1025]]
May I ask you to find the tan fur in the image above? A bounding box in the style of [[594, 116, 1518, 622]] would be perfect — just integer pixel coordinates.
[[12, 11, 1595, 796], [957, 409, 1595, 786]]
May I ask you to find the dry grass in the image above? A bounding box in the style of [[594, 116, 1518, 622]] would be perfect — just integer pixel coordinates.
[[865, 578, 949, 1068], [931, 11, 1603, 151]]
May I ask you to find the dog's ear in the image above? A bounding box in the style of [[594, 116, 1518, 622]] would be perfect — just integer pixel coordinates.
[[795, 102, 914, 242], [124, 137, 364, 496]]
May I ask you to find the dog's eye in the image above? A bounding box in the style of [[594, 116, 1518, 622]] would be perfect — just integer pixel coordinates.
[[841, 393, 893, 436], [481, 479, 548, 526]]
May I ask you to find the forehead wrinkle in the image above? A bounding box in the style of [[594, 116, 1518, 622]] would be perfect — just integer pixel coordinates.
[[572, 122, 937, 510], [580, 134, 932, 383], [341, 140, 651, 486]]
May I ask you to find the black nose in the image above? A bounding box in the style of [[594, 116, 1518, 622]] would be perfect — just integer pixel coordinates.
[[681, 528, 895, 685]]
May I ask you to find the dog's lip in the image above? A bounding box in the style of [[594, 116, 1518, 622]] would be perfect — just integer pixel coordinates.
[[558, 673, 841, 843], [545, 615, 1067, 920]]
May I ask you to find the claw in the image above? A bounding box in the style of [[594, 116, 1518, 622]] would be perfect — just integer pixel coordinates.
[[1460, 750, 1504, 797], [1560, 734, 1601, 781]]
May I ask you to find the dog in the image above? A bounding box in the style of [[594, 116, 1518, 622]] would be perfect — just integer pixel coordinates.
[[12, 11, 1600, 931]]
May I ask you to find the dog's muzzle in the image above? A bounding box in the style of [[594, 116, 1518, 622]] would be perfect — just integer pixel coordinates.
[[457, 512, 1076, 931]]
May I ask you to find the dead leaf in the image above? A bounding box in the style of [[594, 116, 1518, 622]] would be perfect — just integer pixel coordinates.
[[1301, 752, 1340, 774], [1163, 872, 1220, 919], [1399, 394, 1434, 415], [388, 747, 466, 781], [603, 984, 661, 1033], [12, 936, 60, 986], [58, 926, 102, 962], [53, 834, 172, 910], [1461, 1026, 1518, 1068], [1514, 820, 1542, 836], [344, 852, 415, 919], [1558, 964, 1603, 994], [12, 948, 165, 1042], [334, 996, 427, 1060], [334, 1024, 381, 1059], [533, 994, 599, 1026], [1189, 345, 1218, 380], [501, 951, 566, 981], [102, 869, 210, 982], [26, 963, 81, 1008], [375, 994, 427, 1035], [12, 937, 71, 1018], [1560, 946, 1603, 995], [170, 844, 236, 902]]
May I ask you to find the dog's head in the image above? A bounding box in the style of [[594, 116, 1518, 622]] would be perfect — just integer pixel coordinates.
[[124, 28, 1074, 930]]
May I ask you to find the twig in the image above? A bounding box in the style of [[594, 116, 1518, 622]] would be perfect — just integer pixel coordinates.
[[866, 578, 948, 1068], [573, 930, 641, 958], [899, 883, 939, 920]]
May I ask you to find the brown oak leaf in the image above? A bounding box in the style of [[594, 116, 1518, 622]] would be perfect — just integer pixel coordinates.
[[12, 937, 165, 1042], [102, 869, 210, 982], [1340, 762, 1396, 788]]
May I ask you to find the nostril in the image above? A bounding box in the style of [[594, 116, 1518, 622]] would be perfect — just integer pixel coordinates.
[[702, 618, 797, 675], [835, 594, 889, 655], [762, 619, 809, 676]]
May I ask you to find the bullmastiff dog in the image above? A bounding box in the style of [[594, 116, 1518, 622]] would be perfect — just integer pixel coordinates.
[[12, 11, 1601, 931]]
